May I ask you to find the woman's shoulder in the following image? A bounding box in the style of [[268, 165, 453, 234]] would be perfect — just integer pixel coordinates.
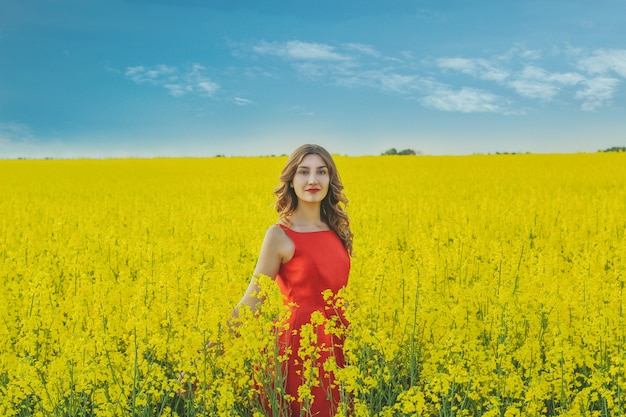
[[263, 223, 295, 261], [264, 223, 291, 242]]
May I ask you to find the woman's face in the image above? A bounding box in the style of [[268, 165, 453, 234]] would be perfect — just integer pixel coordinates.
[[291, 153, 330, 204]]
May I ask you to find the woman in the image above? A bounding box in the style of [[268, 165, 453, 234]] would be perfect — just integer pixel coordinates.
[[231, 144, 353, 415]]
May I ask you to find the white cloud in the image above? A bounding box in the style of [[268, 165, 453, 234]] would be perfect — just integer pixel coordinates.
[[251, 40, 361, 82], [251, 40, 514, 114], [342, 43, 380, 57], [0, 121, 33, 143], [0, 122, 48, 159], [501, 47, 543, 61], [125, 64, 177, 84], [503, 65, 585, 101], [197, 81, 219, 96], [519, 65, 584, 85], [253, 40, 348, 61], [517, 49, 543, 60], [507, 79, 559, 100], [436, 57, 473, 72], [233, 97, 253, 106], [292, 62, 332, 78], [578, 49, 626, 77], [125, 63, 219, 97], [437, 57, 509, 82], [163, 83, 192, 97], [438, 53, 589, 103], [378, 73, 420, 94], [420, 87, 504, 113], [504, 65, 586, 102], [335, 70, 420, 94], [246, 40, 626, 114], [575, 77, 620, 111]]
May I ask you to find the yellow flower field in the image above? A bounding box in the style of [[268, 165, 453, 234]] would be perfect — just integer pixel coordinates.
[[1, 153, 625, 416]]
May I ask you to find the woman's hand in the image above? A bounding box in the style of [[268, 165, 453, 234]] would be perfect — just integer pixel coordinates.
[[176, 371, 197, 398], [204, 340, 224, 355]]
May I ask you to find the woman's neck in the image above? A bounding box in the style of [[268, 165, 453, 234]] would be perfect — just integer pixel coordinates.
[[290, 203, 326, 230]]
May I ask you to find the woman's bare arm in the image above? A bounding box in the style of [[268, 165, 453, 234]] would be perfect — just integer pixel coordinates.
[[229, 225, 293, 321]]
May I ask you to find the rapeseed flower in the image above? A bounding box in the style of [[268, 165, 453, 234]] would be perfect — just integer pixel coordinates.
[[1, 153, 625, 415]]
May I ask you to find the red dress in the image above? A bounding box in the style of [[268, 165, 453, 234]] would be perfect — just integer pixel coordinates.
[[274, 224, 350, 416]]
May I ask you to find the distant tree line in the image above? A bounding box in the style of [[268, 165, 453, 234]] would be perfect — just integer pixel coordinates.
[[382, 148, 421, 155], [600, 146, 626, 152]]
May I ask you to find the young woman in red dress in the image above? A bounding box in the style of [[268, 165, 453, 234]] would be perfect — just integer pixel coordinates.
[[230, 144, 353, 416]]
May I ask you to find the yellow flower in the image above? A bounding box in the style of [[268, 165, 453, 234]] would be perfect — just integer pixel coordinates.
[[1, 153, 625, 415]]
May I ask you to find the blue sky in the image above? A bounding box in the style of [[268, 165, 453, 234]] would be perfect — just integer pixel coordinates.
[[1, 0, 626, 158]]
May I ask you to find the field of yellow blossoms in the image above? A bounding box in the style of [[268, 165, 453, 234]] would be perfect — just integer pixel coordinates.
[[1, 152, 625, 416]]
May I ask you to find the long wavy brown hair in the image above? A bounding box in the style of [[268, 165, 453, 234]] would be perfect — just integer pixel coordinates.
[[274, 144, 353, 256]]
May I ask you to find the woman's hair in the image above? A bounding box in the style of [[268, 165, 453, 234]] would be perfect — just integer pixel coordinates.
[[274, 144, 353, 256]]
